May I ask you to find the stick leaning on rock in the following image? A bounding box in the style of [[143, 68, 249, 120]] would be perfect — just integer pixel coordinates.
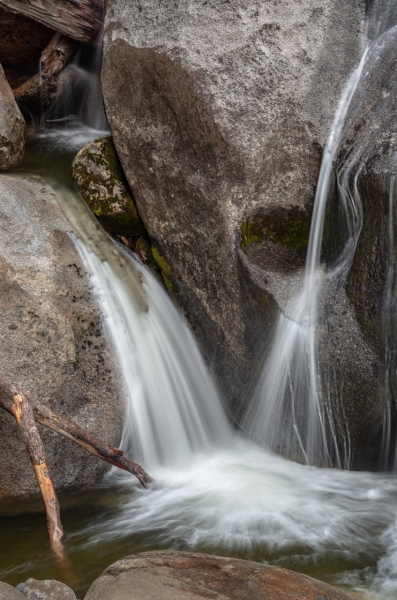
[[0, 375, 153, 547]]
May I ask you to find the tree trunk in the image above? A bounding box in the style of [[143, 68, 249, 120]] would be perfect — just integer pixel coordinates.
[[0, 0, 103, 44]]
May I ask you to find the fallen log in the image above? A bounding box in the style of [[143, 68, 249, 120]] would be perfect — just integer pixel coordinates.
[[14, 32, 80, 114], [39, 33, 80, 78], [0, 0, 103, 44], [0, 374, 153, 543]]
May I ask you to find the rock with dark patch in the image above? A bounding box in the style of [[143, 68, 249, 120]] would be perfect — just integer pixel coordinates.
[[0, 174, 124, 498], [0, 583, 25, 600], [16, 579, 76, 600], [84, 551, 353, 600], [0, 64, 25, 170], [72, 137, 146, 238], [102, 0, 361, 421], [0, 8, 54, 70]]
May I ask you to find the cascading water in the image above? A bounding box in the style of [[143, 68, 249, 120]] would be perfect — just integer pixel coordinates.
[[6, 3, 397, 598], [242, 0, 397, 469]]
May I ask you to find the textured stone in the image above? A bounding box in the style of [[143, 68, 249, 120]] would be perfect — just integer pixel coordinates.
[[0, 64, 25, 170], [0, 8, 54, 70], [84, 551, 353, 600], [0, 583, 25, 600], [72, 137, 145, 237], [102, 0, 362, 421], [0, 174, 124, 497], [16, 579, 76, 600]]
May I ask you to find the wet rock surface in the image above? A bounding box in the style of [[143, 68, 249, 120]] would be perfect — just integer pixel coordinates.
[[84, 551, 353, 600], [102, 0, 361, 421], [72, 137, 145, 238], [0, 173, 124, 497], [16, 579, 76, 600], [0, 583, 25, 600], [0, 64, 25, 170]]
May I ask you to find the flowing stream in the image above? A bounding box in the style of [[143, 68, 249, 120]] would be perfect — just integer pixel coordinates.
[[0, 125, 394, 600], [2, 3, 397, 599]]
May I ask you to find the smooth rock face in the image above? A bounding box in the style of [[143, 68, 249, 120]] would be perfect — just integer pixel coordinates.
[[16, 579, 76, 600], [0, 174, 124, 497], [0, 583, 25, 600], [72, 137, 145, 237], [0, 64, 25, 170], [102, 0, 362, 420], [84, 551, 353, 600]]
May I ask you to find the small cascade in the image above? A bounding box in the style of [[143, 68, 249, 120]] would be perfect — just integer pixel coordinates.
[[242, 54, 368, 468], [42, 2, 107, 130], [244, 0, 397, 468]]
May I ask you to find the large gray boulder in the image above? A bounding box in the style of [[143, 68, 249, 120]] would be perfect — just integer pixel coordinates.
[[84, 551, 353, 600], [0, 64, 25, 170], [102, 1, 361, 419], [0, 174, 124, 498]]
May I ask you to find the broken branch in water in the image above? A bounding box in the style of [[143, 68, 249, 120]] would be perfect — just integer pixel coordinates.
[[0, 374, 153, 544]]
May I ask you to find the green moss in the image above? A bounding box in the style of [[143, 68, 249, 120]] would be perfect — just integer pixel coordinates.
[[151, 245, 174, 294], [240, 209, 312, 251], [72, 137, 145, 236]]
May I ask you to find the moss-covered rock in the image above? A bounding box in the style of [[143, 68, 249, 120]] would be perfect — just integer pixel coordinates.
[[151, 245, 175, 295], [240, 206, 312, 252], [72, 137, 146, 237]]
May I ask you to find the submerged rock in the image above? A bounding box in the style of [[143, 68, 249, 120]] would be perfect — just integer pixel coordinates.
[[84, 551, 353, 600], [72, 137, 145, 238], [16, 579, 76, 600], [0, 174, 124, 497], [0, 64, 25, 170], [102, 0, 361, 425]]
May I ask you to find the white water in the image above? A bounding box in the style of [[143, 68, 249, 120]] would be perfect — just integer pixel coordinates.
[[241, 52, 368, 468], [17, 122, 397, 599], [18, 2, 397, 593]]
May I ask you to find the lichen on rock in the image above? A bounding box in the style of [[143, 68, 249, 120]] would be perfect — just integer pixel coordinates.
[[72, 136, 146, 237]]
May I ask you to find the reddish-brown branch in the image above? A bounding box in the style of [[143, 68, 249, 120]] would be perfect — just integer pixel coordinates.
[[0, 374, 153, 543], [6, 391, 64, 543]]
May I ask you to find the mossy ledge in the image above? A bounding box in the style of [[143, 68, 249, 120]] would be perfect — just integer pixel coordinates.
[[151, 245, 175, 295], [240, 206, 313, 251]]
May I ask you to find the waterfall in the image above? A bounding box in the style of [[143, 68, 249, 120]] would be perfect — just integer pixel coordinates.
[[46, 176, 231, 470], [243, 0, 397, 468]]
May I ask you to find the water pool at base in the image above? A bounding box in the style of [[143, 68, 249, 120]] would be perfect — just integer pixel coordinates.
[[0, 129, 396, 600], [1, 441, 396, 599]]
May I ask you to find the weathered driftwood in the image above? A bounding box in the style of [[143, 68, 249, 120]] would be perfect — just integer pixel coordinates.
[[0, 383, 63, 544], [40, 33, 80, 78], [0, 374, 153, 543], [0, 0, 103, 44], [14, 32, 80, 114]]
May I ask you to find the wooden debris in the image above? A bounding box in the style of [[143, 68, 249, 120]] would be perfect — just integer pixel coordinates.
[[0, 0, 103, 45], [0, 374, 153, 543]]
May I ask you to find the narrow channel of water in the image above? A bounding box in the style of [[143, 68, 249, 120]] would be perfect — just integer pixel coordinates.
[[0, 129, 397, 600]]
